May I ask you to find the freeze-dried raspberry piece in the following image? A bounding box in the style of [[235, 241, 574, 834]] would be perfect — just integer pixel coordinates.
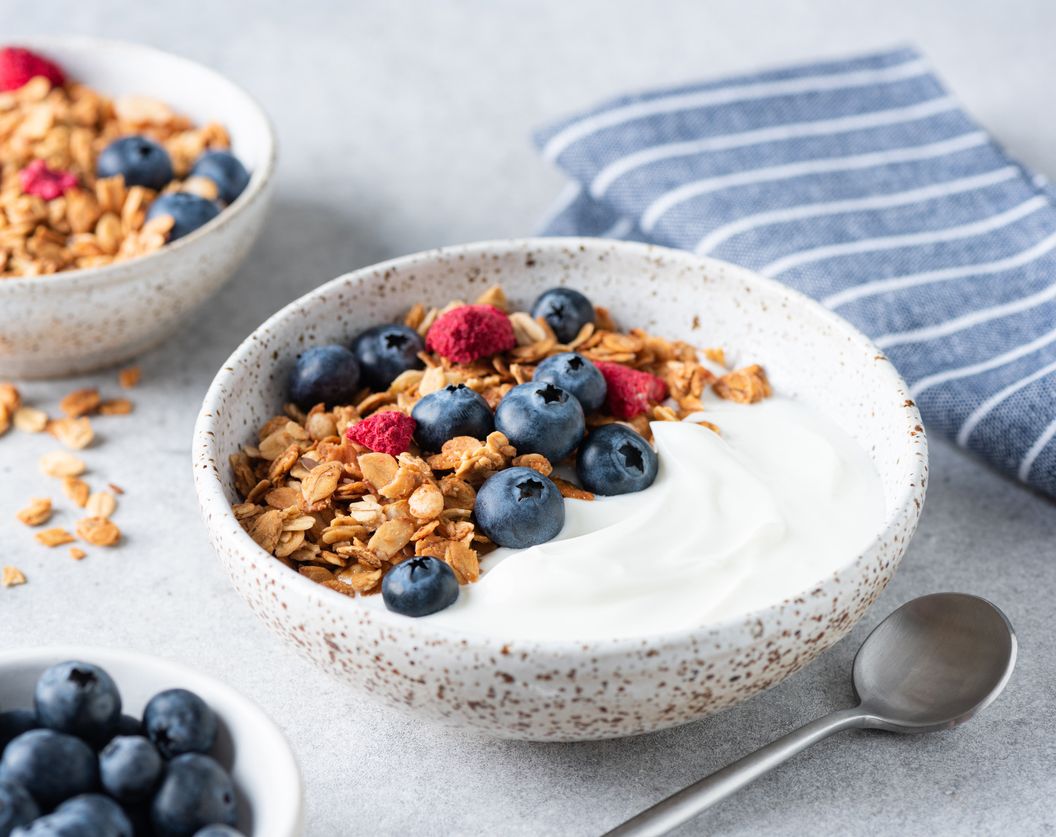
[[0, 47, 65, 92], [426, 305, 516, 364], [595, 361, 668, 419], [346, 411, 416, 456], [19, 159, 78, 200]]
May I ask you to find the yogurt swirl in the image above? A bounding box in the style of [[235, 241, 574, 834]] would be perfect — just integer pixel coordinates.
[[375, 397, 885, 640]]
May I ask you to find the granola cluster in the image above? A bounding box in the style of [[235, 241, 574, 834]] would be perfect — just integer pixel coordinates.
[[0, 74, 231, 277], [231, 285, 771, 599], [0, 367, 137, 587]]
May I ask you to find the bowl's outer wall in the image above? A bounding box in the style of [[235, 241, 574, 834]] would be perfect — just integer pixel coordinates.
[[0, 646, 303, 836], [0, 38, 276, 379], [194, 239, 927, 741]]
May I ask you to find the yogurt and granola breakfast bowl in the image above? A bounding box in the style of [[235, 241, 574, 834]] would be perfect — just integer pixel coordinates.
[[0, 37, 276, 379], [193, 238, 928, 741]]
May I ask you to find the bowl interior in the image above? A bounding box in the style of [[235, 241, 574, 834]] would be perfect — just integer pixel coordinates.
[[0, 647, 300, 836], [198, 238, 925, 641], [21, 36, 273, 192]]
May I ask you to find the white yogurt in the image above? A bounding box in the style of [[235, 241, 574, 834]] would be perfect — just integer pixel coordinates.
[[375, 397, 886, 640]]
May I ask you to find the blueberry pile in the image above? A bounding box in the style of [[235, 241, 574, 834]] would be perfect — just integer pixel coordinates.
[[96, 137, 249, 242], [285, 288, 663, 620], [0, 661, 244, 837]]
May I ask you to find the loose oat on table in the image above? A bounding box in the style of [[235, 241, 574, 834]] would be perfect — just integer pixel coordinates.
[[16, 497, 52, 526], [39, 450, 85, 477], [86, 490, 116, 519], [35, 527, 75, 547], [62, 476, 90, 508], [231, 283, 772, 603], [2, 566, 26, 587], [118, 366, 141, 389], [68, 547, 86, 561], [13, 405, 47, 432], [76, 515, 120, 547]]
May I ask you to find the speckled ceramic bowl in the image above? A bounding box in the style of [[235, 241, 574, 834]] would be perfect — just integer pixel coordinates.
[[193, 238, 928, 741], [0, 37, 277, 379], [0, 645, 302, 836]]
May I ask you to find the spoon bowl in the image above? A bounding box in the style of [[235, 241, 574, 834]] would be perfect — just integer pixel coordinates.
[[607, 592, 1017, 836], [854, 592, 1017, 733]]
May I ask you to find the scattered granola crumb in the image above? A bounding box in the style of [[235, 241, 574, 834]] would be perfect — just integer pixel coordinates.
[[62, 476, 90, 508], [59, 388, 101, 418], [118, 367, 141, 389], [13, 406, 48, 432], [1, 566, 26, 587], [68, 547, 87, 561], [40, 451, 86, 478], [76, 516, 120, 547], [16, 497, 52, 527], [36, 527, 75, 547], [99, 399, 133, 415], [108, 483, 125, 495], [49, 416, 94, 449], [86, 491, 117, 519]]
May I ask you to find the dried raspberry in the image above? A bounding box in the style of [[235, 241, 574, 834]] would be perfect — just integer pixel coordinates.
[[346, 411, 416, 456], [0, 47, 65, 92], [596, 361, 668, 420], [426, 304, 516, 364], [19, 160, 78, 200]]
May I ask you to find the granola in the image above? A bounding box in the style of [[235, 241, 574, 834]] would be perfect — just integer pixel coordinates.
[[231, 285, 771, 610]]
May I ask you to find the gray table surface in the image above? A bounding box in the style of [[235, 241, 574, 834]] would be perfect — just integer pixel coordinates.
[[4, 1, 1056, 834]]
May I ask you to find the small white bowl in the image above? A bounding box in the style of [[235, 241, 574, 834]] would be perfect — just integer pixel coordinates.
[[193, 238, 928, 741], [0, 36, 277, 379], [0, 646, 302, 836]]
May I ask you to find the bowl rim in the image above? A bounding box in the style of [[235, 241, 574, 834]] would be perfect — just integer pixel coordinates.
[[0, 34, 278, 291], [193, 236, 928, 652], [0, 643, 303, 836]]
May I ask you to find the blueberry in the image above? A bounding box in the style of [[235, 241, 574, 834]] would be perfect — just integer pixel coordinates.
[[0, 777, 38, 835], [113, 715, 143, 738], [410, 384, 493, 452], [474, 467, 564, 548], [287, 345, 361, 410], [0, 711, 37, 753], [11, 812, 91, 836], [55, 795, 132, 837], [381, 556, 459, 617], [533, 352, 607, 414], [494, 382, 585, 463], [151, 754, 237, 837], [576, 424, 658, 495], [143, 690, 217, 760], [34, 661, 121, 747], [145, 193, 221, 241], [350, 324, 426, 390], [0, 730, 98, 809], [192, 827, 243, 837], [189, 151, 250, 205], [530, 288, 596, 343], [99, 736, 162, 804], [96, 136, 173, 191]]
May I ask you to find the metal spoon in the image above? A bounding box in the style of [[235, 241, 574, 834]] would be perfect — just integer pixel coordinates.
[[605, 592, 1017, 837]]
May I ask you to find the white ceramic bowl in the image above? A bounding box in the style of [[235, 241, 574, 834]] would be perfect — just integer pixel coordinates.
[[193, 238, 928, 741], [0, 645, 302, 836], [0, 36, 277, 379]]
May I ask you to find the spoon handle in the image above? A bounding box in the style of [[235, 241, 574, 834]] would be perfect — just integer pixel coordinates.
[[603, 707, 866, 837]]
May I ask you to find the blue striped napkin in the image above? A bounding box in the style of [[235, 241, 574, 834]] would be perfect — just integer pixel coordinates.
[[534, 47, 1056, 499]]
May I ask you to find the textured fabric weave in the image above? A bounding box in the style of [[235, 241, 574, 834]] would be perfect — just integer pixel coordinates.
[[534, 47, 1056, 497]]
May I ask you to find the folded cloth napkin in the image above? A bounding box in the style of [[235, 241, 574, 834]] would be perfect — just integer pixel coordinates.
[[534, 46, 1056, 498]]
